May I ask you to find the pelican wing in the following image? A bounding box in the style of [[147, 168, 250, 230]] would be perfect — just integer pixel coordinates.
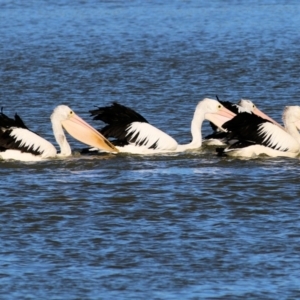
[[223, 113, 297, 152], [90, 102, 148, 124], [126, 122, 178, 150], [0, 110, 56, 157], [90, 102, 178, 151], [90, 102, 151, 147], [0, 111, 29, 129], [0, 127, 56, 157]]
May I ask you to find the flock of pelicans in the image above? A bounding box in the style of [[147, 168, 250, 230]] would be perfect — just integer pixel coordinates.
[[0, 97, 300, 161]]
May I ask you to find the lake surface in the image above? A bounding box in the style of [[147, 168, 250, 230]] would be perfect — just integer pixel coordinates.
[[1, 1, 300, 299]]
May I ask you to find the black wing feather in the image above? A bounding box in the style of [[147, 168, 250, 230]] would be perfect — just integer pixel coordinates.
[[14, 113, 29, 129], [90, 102, 148, 124], [222, 112, 287, 151], [90, 102, 149, 145], [204, 131, 230, 141], [0, 110, 29, 129]]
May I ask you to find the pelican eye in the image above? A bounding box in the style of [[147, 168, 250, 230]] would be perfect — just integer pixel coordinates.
[[218, 105, 222, 109], [70, 111, 73, 115]]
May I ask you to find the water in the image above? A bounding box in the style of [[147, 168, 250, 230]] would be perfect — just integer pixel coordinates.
[[1, 1, 300, 299]]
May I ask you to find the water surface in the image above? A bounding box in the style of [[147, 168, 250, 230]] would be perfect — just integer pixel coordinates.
[[1, 1, 300, 299]]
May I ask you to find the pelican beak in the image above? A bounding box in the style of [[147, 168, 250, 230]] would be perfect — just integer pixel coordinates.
[[62, 113, 119, 153], [205, 107, 236, 132], [253, 107, 283, 128]]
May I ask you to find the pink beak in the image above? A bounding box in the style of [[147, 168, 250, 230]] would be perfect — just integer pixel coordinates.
[[62, 113, 119, 153]]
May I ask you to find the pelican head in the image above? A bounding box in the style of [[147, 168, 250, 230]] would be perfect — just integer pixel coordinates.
[[196, 98, 236, 131], [238, 99, 256, 113], [51, 105, 119, 153], [238, 98, 282, 127], [283, 106, 300, 130]]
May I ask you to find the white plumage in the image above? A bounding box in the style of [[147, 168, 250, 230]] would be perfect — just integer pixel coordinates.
[[11, 128, 57, 157], [126, 122, 178, 151]]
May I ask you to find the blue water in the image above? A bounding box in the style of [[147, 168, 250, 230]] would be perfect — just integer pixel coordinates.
[[1, 1, 300, 299]]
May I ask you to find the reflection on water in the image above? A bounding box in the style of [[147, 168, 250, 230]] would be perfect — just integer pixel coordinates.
[[1, 0, 300, 299]]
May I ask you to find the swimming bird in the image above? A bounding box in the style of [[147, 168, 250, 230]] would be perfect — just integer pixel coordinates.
[[88, 98, 236, 154], [216, 106, 300, 158], [0, 105, 118, 161], [204, 98, 282, 145]]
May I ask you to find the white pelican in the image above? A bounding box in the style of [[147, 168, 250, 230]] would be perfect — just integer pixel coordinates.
[[88, 98, 236, 154], [204, 98, 282, 145], [216, 106, 300, 158], [0, 105, 118, 161]]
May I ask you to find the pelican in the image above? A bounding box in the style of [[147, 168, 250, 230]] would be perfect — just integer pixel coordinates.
[[204, 98, 282, 145], [87, 98, 236, 154], [216, 106, 300, 158], [0, 105, 118, 161]]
